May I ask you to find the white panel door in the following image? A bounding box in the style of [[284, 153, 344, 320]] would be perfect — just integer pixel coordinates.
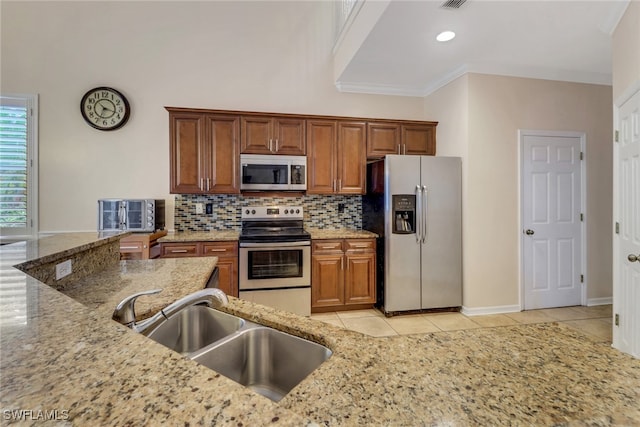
[[613, 87, 640, 358], [522, 133, 583, 310]]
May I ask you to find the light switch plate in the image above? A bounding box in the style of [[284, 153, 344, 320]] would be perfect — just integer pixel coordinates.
[[195, 203, 204, 214]]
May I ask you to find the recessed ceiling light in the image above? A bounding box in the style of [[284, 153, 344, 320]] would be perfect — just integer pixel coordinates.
[[436, 31, 456, 42]]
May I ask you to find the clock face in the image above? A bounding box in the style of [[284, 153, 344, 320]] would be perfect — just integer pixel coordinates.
[[80, 87, 130, 131]]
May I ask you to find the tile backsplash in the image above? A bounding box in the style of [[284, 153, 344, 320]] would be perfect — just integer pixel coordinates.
[[175, 194, 363, 232]]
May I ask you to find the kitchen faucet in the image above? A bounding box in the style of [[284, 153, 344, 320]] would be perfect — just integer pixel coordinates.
[[112, 287, 229, 336]]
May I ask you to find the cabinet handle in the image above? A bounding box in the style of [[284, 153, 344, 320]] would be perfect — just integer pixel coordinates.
[[337, 179, 341, 191], [207, 178, 211, 191], [200, 178, 204, 190], [403, 144, 406, 155], [320, 245, 336, 249], [333, 180, 336, 192], [397, 144, 401, 155], [351, 244, 369, 248], [170, 249, 188, 253], [275, 139, 279, 152], [341, 257, 344, 270], [120, 246, 140, 250], [269, 139, 273, 152], [206, 248, 227, 252]]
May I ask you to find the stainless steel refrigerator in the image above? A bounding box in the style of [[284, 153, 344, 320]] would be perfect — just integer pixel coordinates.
[[363, 155, 462, 314]]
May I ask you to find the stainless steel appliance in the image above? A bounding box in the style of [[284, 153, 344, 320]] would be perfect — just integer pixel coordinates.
[[240, 154, 306, 191], [98, 199, 165, 232], [239, 206, 311, 316], [363, 155, 462, 314]]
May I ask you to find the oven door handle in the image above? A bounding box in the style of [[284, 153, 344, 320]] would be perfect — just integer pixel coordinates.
[[240, 241, 311, 248]]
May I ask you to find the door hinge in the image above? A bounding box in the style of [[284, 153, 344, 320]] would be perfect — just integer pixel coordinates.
[[580, 213, 584, 222], [580, 151, 584, 160], [615, 222, 620, 234], [615, 313, 619, 326], [580, 274, 584, 283]]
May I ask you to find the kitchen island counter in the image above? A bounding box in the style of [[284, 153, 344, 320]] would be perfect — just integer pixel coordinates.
[[1, 233, 639, 426]]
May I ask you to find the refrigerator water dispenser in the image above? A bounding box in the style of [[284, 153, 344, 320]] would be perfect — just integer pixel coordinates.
[[392, 195, 415, 234]]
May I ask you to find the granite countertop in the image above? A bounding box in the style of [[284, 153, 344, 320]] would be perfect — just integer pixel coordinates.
[[61, 258, 219, 321], [306, 227, 378, 239], [1, 233, 639, 426], [159, 229, 377, 241], [158, 230, 240, 242]]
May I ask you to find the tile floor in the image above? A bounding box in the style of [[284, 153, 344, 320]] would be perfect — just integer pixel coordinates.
[[310, 304, 613, 343]]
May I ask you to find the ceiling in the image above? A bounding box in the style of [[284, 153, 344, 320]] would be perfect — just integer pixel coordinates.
[[334, 0, 630, 97]]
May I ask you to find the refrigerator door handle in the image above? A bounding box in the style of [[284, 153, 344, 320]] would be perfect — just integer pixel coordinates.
[[118, 202, 126, 229], [415, 185, 422, 243], [422, 186, 428, 243]]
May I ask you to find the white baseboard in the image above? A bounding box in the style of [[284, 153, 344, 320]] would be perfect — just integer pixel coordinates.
[[461, 304, 521, 316], [587, 297, 613, 306]]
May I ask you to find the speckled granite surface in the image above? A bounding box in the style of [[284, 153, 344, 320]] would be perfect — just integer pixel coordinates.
[[158, 230, 240, 242], [306, 228, 378, 239], [1, 233, 639, 426], [61, 258, 219, 321]]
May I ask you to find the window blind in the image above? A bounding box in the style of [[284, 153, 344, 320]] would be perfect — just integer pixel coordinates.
[[0, 104, 28, 229]]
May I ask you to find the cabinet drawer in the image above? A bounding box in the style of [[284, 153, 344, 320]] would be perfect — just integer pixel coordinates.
[[312, 240, 343, 252], [161, 243, 199, 257], [202, 241, 238, 257], [119, 241, 144, 253], [345, 239, 375, 252]]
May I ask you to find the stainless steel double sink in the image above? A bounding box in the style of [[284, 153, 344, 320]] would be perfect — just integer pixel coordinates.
[[145, 305, 332, 402]]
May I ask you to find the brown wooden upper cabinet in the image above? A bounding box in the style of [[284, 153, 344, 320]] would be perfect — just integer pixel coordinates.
[[168, 108, 240, 194], [240, 116, 306, 155], [367, 121, 436, 159], [307, 120, 366, 195]]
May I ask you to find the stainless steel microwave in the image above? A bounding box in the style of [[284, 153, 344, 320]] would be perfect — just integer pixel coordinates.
[[240, 154, 307, 191], [98, 199, 165, 232]]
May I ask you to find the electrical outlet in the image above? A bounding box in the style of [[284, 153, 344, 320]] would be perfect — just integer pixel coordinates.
[[55, 260, 72, 280], [195, 203, 204, 214], [338, 203, 345, 213], [205, 203, 213, 215]]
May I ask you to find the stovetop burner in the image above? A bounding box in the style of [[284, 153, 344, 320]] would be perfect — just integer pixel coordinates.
[[240, 206, 310, 243]]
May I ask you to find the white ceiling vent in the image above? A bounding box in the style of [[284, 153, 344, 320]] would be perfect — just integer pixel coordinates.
[[440, 0, 467, 9]]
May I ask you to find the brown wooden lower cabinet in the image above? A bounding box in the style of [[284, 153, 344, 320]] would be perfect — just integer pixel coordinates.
[[311, 238, 376, 312], [159, 241, 238, 297]]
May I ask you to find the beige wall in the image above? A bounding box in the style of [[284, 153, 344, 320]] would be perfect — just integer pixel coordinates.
[[0, 1, 424, 232], [612, 1, 640, 101], [425, 74, 613, 310]]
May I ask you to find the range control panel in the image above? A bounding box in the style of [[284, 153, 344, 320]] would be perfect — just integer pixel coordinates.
[[241, 206, 304, 220]]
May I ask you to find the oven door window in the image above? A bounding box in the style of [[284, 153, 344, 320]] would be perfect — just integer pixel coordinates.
[[242, 163, 288, 185], [248, 249, 303, 280]]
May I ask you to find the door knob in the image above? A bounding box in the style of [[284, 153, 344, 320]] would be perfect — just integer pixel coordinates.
[[525, 229, 535, 235], [628, 254, 640, 263]]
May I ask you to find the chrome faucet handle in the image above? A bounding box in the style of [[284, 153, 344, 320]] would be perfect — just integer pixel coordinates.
[[112, 289, 162, 327]]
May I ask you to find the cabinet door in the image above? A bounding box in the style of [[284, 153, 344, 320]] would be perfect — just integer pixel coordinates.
[[311, 253, 345, 307], [344, 252, 376, 305], [367, 122, 400, 159], [402, 124, 436, 156], [337, 121, 366, 194], [241, 116, 273, 154], [214, 257, 239, 298], [306, 120, 337, 194], [206, 115, 240, 193], [274, 118, 305, 155], [169, 112, 207, 194]]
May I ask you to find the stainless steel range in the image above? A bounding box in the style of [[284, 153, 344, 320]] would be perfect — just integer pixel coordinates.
[[239, 206, 311, 316]]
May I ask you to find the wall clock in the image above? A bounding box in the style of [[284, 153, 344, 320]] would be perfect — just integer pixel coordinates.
[[80, 86, 130, 131]]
